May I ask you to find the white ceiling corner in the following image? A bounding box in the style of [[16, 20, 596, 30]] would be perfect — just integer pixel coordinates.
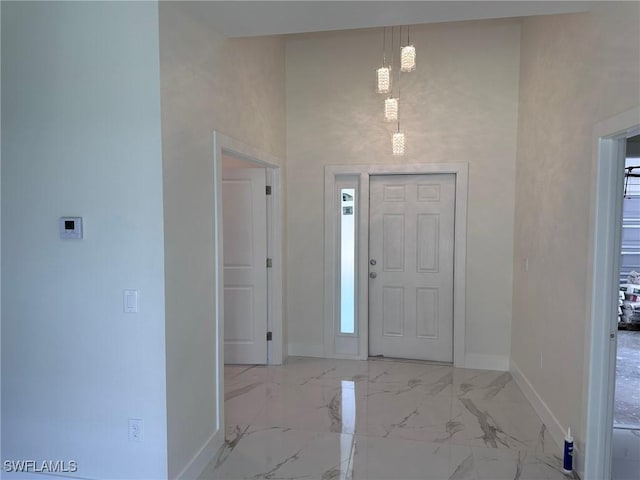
[[188, 1, 596, 38]]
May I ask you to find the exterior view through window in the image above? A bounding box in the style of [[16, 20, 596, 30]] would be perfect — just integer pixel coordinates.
[[340, 188, 356, 334]]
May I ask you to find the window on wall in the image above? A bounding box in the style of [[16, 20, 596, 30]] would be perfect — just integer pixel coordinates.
[[340, 188, 356, 334]]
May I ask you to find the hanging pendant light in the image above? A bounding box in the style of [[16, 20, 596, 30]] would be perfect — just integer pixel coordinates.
[[400, 45, 416, 72], [384, 97, 399, 122], [376, 27, 392, 94], [400, 25, 416, 72], [392, 103, 405, 156], [376, 67, 392, 94], [390, 27, 405, 156], [392, 131, 405, 156]]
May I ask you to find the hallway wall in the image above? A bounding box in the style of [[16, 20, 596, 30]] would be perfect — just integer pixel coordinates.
[[511, 2, 640, 470], [285, 19, 521, 367], [158, 2, 286, 477]]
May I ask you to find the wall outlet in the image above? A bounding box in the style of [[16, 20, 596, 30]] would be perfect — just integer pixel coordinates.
[[129, 418, 143, 442]]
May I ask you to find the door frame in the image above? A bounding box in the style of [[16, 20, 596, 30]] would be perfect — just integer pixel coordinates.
[[584, 107, 640, 480], [324, 163, 468, 367], [212, 131, 284, 424]]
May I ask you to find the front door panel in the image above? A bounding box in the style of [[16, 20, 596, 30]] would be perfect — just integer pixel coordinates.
[[369, 174, 455, 362]]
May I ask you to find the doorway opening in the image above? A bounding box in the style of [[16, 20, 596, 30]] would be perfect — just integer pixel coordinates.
[[612, 134, 640, 480], [212, 131, 284, 436], [584, 107, 639, 480]]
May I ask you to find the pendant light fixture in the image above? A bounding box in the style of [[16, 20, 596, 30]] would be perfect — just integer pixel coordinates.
[[400, 25, 416, 72], [376, 27, 392, 94], [392, 28, 405, 156], [376, 66, 391, 94], [384, 27, 399, 122], [392, 130, 406, 156], [373, 25, 412, 154], [384, 97, 399, 122]]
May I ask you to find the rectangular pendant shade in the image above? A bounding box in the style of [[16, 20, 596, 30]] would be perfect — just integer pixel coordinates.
[[400, 45, 416, 72], [392, 132, 405, 156], [376, 66, 391, 94], [384, 98, 399, 122]]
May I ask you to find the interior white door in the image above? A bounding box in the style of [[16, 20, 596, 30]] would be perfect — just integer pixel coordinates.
[[369, 174, 455, 362], [222, 167, 267, 364]]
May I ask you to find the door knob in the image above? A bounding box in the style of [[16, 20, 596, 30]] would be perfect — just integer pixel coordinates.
[[370, 259, 377, 265], [369, 272, 377, 279]]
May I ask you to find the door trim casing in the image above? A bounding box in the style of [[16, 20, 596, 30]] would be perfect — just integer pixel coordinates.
[[324, 163, 468, 367]]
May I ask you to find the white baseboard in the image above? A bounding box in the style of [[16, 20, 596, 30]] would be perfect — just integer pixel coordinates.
[[510, 360, 566, 455], [288, 348, 511, 370], [175, 428, 225, 480], [287, 343, 325, 358], [464, 353, 510, 371]]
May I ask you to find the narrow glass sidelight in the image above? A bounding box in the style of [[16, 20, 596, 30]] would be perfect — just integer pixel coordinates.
[[340, 188, 356, 334]]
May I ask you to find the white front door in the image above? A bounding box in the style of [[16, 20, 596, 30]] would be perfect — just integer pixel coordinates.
[[369, 174, 455, 362], [222, 167, 268, 364]]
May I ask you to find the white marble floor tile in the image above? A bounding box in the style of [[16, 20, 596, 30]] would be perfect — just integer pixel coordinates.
[[271, 357, 369, 387], [453, 369, 528, 405], [471, 447, 569, 480], [203, 358, 565, 480], [224, 365, 273, 390], [351, 435, 474, 480], [224, 382, 268, 428], [449, 396, 547, 452], [200, 426, 354, 480], [365, 359, 453, 389], [252, 382, 358, 434], [356, 384, 453, 443]]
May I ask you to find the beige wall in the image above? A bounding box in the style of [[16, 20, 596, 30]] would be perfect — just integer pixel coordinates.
[[158, 2, 285, 477], [511, 1, 640, 463], [286, 19, 521, 364]]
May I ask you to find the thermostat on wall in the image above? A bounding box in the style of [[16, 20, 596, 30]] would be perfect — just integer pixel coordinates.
[[60, 217, 83, 239]]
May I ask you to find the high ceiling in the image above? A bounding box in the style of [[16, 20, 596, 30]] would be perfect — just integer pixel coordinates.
[[187, 1, 595, 37]]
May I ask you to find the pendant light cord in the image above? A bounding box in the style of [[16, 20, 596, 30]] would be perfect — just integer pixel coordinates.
[[396, 26, 401, 132], [391, 26, 394, 73], [390, 26, 395, 100]]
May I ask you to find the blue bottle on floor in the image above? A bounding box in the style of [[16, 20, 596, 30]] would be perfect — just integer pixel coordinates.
[[563, 427, 574, 474]]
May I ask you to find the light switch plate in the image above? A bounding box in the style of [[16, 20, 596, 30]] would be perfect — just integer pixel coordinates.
[[123, 290, 139, 313]]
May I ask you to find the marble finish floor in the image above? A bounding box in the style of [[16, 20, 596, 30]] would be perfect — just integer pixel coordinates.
[[200, 357, 575, 480]]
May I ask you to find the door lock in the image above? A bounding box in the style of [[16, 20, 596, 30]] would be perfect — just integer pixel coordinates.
[[370, 259, 377, 266]]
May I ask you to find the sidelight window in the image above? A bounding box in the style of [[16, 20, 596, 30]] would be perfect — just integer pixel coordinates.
[[340, 188, 356, 334]]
